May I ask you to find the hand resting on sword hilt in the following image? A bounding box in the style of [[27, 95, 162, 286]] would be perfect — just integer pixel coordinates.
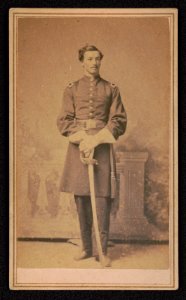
[[79, 149, 98, 165], [79, 127, 116, 155], [79, 135, 98, 154]]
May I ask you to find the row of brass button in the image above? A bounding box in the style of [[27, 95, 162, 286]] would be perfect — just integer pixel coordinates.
[[89, 80, 96, 118]]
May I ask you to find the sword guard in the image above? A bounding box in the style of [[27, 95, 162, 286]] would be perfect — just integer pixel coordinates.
[[80, 151, 98, 165]]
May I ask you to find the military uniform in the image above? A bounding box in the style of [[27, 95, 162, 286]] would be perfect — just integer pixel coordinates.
[[57, 75, 127, 257]]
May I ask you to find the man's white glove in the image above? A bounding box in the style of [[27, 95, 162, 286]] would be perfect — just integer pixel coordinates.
[[79, 128, 116, 156], [68, 130, 87, 144]]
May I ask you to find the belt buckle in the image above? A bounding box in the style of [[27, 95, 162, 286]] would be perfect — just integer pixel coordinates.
[[86, 119, 96, 129]]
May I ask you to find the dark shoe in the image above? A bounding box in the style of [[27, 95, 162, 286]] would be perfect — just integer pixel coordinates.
[[74, 250, 92, 261], [95, 255, 111, 267]]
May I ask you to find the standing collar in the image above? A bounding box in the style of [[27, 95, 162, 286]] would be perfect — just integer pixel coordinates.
[[82, 74, 101, 84]]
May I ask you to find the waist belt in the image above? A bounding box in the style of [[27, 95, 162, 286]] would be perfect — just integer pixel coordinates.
[[75, 119, 106, 130]]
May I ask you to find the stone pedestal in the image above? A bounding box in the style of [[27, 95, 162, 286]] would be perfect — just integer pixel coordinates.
[[110, 152, 168, 241]]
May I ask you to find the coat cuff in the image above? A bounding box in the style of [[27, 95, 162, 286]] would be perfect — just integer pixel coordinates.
[[94, 128, 116, 144]]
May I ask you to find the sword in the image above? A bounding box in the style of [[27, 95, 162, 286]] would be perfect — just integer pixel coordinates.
[[80, 150, 109, 268]]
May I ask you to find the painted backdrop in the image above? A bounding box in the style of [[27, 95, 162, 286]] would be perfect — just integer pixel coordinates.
[[16, 16, 170, 238]]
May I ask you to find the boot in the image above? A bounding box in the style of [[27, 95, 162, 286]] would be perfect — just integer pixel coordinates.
[[74, 250, 92, 261], [95, 254, 111, 267]]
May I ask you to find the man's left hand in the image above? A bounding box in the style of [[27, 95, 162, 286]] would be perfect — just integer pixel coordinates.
[[79, 127, 115, 155], [79, 136, 98, 155]]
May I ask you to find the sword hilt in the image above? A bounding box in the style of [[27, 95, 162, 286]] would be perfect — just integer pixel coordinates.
[[80, 151, 98, 165]]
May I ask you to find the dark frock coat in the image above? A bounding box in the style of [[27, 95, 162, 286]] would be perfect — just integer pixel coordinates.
[[57, 75, 127, 197]]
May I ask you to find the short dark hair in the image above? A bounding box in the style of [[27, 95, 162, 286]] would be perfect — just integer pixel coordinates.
[[78, 44, 104, 62]]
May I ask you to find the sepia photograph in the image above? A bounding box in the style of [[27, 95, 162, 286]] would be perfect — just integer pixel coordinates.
[[9, 8, 178, 289]]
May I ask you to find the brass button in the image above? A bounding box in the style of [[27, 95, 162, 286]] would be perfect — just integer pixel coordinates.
[[89, 112, 93, 117], [90, 94, 93, 97], [89, 100, 93, 104]]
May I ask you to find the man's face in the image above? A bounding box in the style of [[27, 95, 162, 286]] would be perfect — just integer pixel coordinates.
[[82, 51, 102, 76]]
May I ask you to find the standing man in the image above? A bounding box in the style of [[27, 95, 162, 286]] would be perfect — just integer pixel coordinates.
[[57, 44, 127, 266]]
